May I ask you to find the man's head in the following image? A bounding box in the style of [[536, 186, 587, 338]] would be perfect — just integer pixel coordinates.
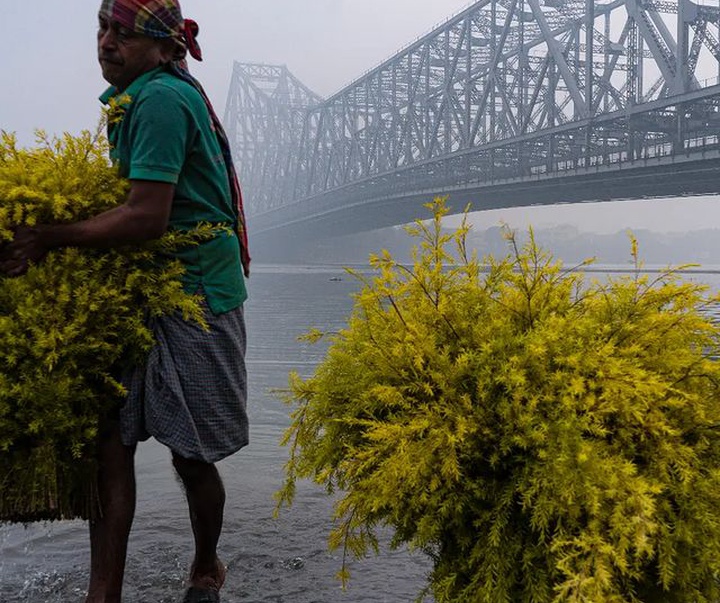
[[97, 0, 200, 91]]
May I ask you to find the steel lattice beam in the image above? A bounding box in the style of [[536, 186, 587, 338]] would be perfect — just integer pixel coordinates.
[[223, 0, 720, 237]]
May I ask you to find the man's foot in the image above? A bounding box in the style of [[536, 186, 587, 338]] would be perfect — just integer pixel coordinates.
[[188, 557, 226, 592], [183, 559, 225, 603], [182, 586, 220, 603]]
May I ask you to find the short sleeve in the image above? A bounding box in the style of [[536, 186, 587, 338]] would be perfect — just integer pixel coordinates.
[[126, 84, 194, 183]]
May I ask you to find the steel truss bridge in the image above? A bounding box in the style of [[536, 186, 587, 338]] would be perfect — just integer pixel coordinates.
[[224, 0, 720, 243]]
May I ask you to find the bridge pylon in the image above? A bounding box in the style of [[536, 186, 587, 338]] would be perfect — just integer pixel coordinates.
[[223, 63, 323, 216]]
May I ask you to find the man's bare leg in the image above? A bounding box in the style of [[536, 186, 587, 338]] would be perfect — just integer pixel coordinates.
[[86, 422, 136, 603], [172, 453, 227, 591]]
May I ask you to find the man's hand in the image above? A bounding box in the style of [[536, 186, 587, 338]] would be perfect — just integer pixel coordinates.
[[0, 181, 174, 277], [0, 226, 49, 277]]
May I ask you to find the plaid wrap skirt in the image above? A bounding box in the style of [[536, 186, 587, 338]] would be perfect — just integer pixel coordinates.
[[119, 303, 248, 463]]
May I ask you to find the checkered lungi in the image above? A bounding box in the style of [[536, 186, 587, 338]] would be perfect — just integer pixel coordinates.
[[119, 303, 248, 463]]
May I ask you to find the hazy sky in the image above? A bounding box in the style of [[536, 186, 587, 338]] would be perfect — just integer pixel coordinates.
[[2, 0, 720, 234], [1, 0, 473, 142]]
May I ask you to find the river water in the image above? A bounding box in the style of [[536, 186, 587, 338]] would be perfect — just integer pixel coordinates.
[[1, 264, 719, 602], [0, 265, 432, 603]]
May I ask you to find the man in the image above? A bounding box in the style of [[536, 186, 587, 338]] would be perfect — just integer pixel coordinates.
[[0, 1, 250, 602]]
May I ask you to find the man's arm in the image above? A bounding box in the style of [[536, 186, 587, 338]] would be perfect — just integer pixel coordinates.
[[0, 180, 174, 277]]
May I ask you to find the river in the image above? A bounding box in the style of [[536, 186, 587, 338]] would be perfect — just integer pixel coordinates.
[[0, 265, 432, 603], [1, 263, 719, 602]]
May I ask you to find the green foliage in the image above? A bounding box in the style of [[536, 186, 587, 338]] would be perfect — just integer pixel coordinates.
[[278, 197, 720, 602], [0, 130, 209, 522]]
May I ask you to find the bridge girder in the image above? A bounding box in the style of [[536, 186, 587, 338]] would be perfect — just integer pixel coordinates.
[[224, 0, 720, 233]]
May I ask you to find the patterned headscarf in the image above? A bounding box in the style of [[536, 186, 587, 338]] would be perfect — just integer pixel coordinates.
[[99, 0, 202, 61], [98, 0, 251, 276]]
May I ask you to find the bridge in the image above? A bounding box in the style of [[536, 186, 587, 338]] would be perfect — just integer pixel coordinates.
[[223, 0, 720, 245]]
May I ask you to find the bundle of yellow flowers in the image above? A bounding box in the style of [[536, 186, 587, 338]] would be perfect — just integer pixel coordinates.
[[279, 198, 720, 602], [0, 131, 208, 523]]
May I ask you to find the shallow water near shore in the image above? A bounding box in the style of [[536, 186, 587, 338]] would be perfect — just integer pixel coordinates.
[[2, 263, 720, 602], [0, 266, 432, 603]]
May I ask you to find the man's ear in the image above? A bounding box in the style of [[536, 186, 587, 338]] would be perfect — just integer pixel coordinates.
[[159, 38, 181, 64]]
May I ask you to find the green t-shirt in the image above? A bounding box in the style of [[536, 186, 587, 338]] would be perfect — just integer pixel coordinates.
[[100, 66, 247, 314]]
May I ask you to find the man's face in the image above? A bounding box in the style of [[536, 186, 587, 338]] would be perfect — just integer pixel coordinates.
[[97, 14, 168, 91]]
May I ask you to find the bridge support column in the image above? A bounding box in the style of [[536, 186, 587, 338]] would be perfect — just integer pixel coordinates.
[[677, 0, 692, 94]]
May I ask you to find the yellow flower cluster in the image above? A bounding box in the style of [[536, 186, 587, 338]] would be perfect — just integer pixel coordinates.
[[279, 197, 720, 602], [0, 130, 207, 522]]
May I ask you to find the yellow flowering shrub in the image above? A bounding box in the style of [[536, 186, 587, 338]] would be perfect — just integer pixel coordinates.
[[0, 131, 209, 522], [278, 198, 720, 602]]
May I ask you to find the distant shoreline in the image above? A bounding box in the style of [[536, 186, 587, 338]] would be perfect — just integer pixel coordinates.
[[576, 266, 720, 275], [252, 263, 720, 276]]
